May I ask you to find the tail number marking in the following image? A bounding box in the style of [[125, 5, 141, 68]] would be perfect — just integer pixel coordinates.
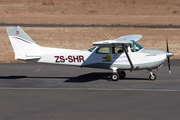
[[54, 55, 84, 63]]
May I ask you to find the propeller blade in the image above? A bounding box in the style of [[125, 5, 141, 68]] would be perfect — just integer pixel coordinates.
[[167, 57, 171, 74], [166, 37, 171, 74], [166, 37, 169, 53]]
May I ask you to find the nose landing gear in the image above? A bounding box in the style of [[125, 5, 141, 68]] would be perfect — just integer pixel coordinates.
[[149, 70, 156, 80]]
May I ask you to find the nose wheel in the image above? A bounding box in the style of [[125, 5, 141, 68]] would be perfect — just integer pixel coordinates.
[[149, 70, 156, 80]]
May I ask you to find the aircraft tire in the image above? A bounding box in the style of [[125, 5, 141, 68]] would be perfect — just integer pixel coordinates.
[[118, 71, 126, 79], [149, 73, 156, 81], [111, 73, 119, 81]]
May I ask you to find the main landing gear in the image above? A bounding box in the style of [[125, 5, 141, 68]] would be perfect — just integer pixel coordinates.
[[111, 71, 126, 81], [110, 69, 157, 81]]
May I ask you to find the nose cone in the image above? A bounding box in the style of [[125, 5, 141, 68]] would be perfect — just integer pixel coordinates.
[[167, 52, 174, 58]]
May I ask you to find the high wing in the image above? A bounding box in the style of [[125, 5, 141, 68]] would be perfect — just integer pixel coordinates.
[[115, 34, 142, 42], [93, 34, 142, 46]]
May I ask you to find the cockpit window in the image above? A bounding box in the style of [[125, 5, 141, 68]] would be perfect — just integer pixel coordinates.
[[112, 46, 128, 54], [88, 47, 96, 52], [97, 47, 110, 54], [130, 41, 143, 52], [113, 46, 123, 53]]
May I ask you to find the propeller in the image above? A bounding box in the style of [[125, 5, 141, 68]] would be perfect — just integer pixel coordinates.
[[166, 38, 171, 73], [166, 37, 174, 74]]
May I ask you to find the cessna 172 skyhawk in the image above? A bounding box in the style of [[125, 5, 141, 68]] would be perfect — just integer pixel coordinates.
[[6, 26, 174, 81]]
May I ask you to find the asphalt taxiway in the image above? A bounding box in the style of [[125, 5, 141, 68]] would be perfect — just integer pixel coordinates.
[[0, 60, 180, 120]]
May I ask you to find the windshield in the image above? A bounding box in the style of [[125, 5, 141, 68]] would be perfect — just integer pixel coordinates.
[[130, 41, 143, 52]]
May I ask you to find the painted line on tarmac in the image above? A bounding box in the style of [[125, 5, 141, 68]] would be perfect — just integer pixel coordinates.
[[0, 87, 180, 92]]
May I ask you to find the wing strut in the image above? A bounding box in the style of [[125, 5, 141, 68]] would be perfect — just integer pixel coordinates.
[[122, 44, 134, 70]]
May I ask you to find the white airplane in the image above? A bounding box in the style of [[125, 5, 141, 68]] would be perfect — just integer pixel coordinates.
[[6, 26, 174, 81]]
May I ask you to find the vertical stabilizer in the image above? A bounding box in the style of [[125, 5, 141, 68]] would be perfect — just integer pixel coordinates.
[[6, 26, 35, 43], [6, 26, 41, 60]]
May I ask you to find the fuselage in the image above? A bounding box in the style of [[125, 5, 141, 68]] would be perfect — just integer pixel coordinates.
[[35, 44, 167, 71], [5, 26, 170, 71]]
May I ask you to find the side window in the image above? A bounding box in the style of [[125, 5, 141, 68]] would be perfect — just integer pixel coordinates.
[[97, 47, 110, 54], [112, 46, 128, 54], [112, 46, 124, 54], [130, 43, 136, 52], [130, 41, 143, 52], [88, 47, 96, 52]]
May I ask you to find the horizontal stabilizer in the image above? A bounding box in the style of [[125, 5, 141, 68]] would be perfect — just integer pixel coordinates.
[[17, 56, 41, 60]]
